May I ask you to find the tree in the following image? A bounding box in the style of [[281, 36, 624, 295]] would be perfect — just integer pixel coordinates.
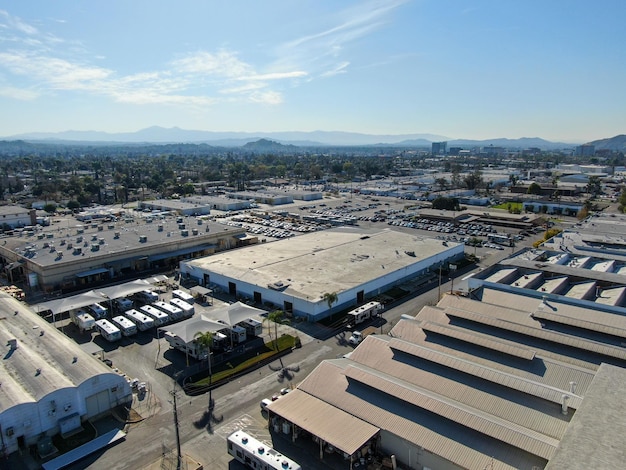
[[266, 310, 288, 351], [43, 203, 57, 214], [322, 292, 338, 319], [527, 182, 542, 195], [435, 177, 448, 192], [194, 331, 215, 408], [586, 176, 602, 198]]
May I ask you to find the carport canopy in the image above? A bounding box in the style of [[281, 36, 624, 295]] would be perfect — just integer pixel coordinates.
[[267, 389, 379, 456], [160, 315, 228, 343], [210, 301, 265, 327], [96, 279, 152, 300], [33, 290, 105, 315]]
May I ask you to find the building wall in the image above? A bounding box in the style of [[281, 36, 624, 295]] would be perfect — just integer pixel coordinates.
[[379, 431, 462, 470], [0, 374, 131, 454], [183, 243, 464, 321]]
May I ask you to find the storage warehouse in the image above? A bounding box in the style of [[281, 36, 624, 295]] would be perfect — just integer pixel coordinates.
[[0, 293, 132, 456], [180, 227, 464, 321]]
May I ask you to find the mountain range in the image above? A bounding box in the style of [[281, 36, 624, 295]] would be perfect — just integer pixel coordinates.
[[0, 126, 599, 149]]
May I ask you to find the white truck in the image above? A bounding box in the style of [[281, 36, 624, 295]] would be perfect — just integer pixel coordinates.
[[348, 326, 377, 346], [70, 310, 96, 333]]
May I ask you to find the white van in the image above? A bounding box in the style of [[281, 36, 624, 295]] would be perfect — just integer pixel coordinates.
[[260, 398, 272, 411]]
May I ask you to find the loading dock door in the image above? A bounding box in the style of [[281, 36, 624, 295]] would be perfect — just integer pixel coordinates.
[[85, 390, 110, 418]]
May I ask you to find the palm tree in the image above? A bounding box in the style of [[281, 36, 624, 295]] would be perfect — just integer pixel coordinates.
[[322, 292, 338, 320], [194, 331, 214, 408], [266, 310, 288, 351]]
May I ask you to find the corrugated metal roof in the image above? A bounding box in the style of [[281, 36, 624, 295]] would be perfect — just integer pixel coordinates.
[[298, 361, 548, 470], [388, 337, 582, 409], [343, 364, 559, 460], [420, 320, 537, 360], [445, 306, 626, 361], [266, 389, 379, 455], [532, 310, 626, 340]]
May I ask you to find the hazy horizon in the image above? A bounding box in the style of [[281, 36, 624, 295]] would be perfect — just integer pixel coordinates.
[[1, 1, 624, 142]]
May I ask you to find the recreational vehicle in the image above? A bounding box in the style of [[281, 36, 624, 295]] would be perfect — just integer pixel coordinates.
[[240, 318, 263, 336], [70, 310, 95, 333], [169, 297, 194, 317], [111, 315, 138, 337], [227, 430, 301, 470], [172, 289, 194, 304], [163, 332, 209, 360], [139, 304, 169, 326], [87, 302, 108, 319], [346, 301, 383, 326], [153, 301, 184, 321], [95, 319, 122, 342], [124, 309, 155, 331]]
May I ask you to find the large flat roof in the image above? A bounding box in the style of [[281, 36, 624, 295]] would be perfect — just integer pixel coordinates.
[[0, 213, 243, 269], [183, 227, 462, 301]]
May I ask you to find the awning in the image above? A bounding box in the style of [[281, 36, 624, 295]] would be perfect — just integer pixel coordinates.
[[267, 389, 379, 456], [190, 285, 212, 297], [159, 315, 228, 343], [33, 290, 106, 315], [5, 261, 23, 270], [76, 267, 109, 278], [209, 301, 265, 327], [148, 245, 213, 262]]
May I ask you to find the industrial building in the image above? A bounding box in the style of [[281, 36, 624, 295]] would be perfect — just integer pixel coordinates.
[[0, 293, 132, 456], [0, 205, 36, 228], [180, 227, 464, 321], [0, 211, 247, 293], [267, 279, 626, 470]]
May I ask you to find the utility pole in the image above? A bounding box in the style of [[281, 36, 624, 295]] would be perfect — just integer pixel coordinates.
[[171, 386, 183, 470]]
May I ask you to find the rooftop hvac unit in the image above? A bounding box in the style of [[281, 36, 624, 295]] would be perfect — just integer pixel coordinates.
[[91, 234, 98, 241], [192, 228, 198, 235], [91, 243, 99, 251], [73, 247, 82, 255], [158, 225, 163, 232], [114, 231, 120, 239], [98, 225, 103, 231], [99, 238, 105, 245], [139, 235, 147, 243], [60, 239, 65, 246], [76, 236, 83, 243], [67, 242, 73, 249], [181, 230, 188, 237], [8, 338, 17, 349], [108, 225, 115, 230], [178, 223, 185, 229], [46, 233, 53, 239]]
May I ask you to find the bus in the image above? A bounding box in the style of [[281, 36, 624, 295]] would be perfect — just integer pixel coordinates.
[[488, 233, 513, 246], [139, 305, 169, 326], [169, 297, 194, 317], [95, 319, 122, 342], [124, 309, 155, 331], [153, 301, 184, 321], [111, 315, 138, 337], [227, 430, 301, 470]]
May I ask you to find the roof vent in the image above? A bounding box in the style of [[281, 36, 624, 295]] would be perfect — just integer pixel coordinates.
[[98, 225, 104, 231]]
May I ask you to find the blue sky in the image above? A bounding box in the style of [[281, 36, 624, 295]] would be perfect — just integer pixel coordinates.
[[0, 0, 624, 142]]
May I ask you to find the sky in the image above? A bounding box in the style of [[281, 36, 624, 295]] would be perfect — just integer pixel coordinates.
[[0, 0, 625, 143]]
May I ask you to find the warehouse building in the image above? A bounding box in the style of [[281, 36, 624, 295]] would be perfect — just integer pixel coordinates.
[[0, 212, 246, 293], [0, 293, 131, 456], [180, 227, 464, 321], [267, 284, 626, 470]]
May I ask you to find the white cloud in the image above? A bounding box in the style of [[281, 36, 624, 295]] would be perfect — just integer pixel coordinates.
[[239, 71, 308, 81], [321, 61, 350, 77], [0, 85, 39, 100]]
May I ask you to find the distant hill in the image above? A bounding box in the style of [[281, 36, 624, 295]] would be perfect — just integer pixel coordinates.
[[587, 134, 626, 152], [0, 126, 581, 149], [242, 139, 297, 153]]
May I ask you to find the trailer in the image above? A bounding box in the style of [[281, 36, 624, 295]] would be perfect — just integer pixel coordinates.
[[172, 289, 194, 304], [111, 315, 138, 337], [163, 331, 209, 360], [153, 300, 184, 321], [95, 319, 122, 342], [169, 297, 194, 317], [87, 302, 108, 320], [227, 430, 301, 470], [114, 297, 133, 312], [240, 318, 263, 336], [124, 309, 155, 331], [70, 310, 95, 333], [139, 304, 169, 326], [346, 301, 383, 326], [230, 325, 247, 344]]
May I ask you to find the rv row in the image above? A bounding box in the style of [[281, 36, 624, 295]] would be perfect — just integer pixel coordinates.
[[70, 289, 197, 342]]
